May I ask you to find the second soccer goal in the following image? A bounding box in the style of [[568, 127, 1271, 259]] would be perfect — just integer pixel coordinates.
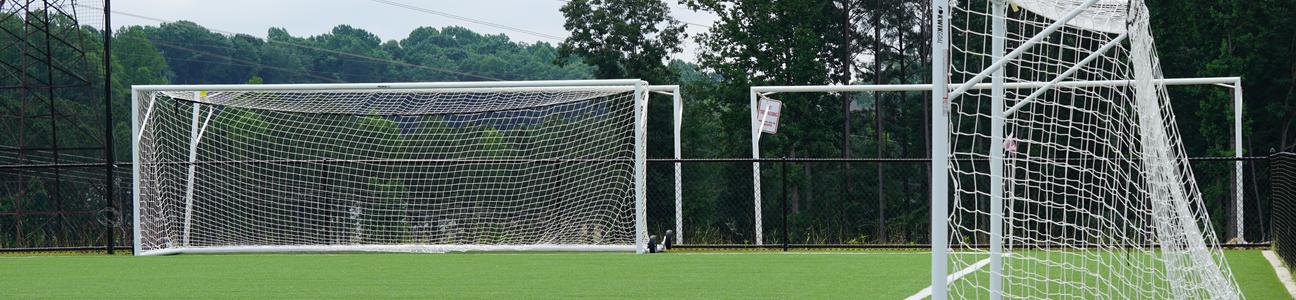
[[131, 80, 651, 255]]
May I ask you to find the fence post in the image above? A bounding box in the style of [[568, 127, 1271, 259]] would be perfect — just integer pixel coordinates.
[[103, 0, 116, 255], [782, 156, 789, 251]]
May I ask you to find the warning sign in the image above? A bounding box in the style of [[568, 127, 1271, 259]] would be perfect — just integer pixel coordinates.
[[758, 98, 782, 134]]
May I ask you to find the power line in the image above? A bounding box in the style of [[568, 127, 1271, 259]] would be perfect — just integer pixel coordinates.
[[554, 0, 712, 29], [81, 4, 504, 81], [368, 0, 567, 41]]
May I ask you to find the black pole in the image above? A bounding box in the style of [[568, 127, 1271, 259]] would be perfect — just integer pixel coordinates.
[[102, 0, 116, 255], [781, 156, 789, 252]]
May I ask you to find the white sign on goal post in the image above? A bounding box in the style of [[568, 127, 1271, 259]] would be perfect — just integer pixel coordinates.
[[757, 98, 782, 134]]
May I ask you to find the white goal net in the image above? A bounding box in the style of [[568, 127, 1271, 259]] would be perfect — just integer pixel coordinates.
[[131, 80, 649, 255], [934, 0, 1242, 299]]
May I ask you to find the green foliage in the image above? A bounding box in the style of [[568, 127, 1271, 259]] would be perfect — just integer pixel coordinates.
[[558, 0, 686, 84], [5, 1, 1292, 247], [479, 127, 509, 158]]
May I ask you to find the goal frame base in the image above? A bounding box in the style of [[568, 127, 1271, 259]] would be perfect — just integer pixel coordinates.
[[135, 244, 638, 256]]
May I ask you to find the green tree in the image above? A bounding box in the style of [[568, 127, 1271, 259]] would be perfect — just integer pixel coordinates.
[[310, 25, 397, 82], [558, 0, 692, 238], [557, 0, 686, 84]]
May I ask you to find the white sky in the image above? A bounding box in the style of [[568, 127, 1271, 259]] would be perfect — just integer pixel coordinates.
[[109, 0, 717, 62]]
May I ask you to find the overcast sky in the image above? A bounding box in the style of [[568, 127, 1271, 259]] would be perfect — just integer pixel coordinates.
[[109, 0, 717, 61]]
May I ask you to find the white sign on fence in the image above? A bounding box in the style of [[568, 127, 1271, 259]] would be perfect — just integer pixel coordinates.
[[758, 98, 782, 134]]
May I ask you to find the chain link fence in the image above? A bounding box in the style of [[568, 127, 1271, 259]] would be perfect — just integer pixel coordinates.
[[649, 156, 1272, 249], [0, 155, 1274, 252]]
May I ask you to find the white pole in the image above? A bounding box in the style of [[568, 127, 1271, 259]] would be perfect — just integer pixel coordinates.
[[181, 92, 203, 247], [673, 87, 684, 244], [1234, 79, 1245, 242], [634, 81, 649, 254], [931, 0, 951, 298], [750, 88, 764, 245], [989, 0, 1007, 298], [131, 88, 142, 255]]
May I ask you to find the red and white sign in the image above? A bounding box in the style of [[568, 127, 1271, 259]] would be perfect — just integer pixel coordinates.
[[758, 99, 782, 134]]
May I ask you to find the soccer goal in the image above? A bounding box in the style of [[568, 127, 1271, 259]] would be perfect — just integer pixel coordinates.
[[131, 80, 655, 255], [748, 76, 1243, 248], [929, 0, 1242, 299]]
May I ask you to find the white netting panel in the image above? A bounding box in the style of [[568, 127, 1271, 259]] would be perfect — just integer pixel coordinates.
[[135, 86, 643, 254], [944, 0, 1241, 299]]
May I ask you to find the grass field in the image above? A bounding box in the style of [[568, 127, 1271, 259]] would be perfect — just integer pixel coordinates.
[[0, 250, 1287, 299]]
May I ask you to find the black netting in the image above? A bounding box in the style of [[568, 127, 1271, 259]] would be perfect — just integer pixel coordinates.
[[1270, 153, 1296, 267]]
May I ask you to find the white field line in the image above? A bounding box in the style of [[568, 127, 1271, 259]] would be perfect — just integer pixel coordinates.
[[1261, 250, 1296, 299], [904, 254, 1004, 300]]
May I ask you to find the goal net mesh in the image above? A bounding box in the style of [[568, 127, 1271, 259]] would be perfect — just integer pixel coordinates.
[[944, 0, 1240, 298], [134, 85, 644, 254]]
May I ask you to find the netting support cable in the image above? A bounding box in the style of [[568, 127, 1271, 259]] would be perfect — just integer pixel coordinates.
[[946, 0, 1102, 102], [1000, 33, 1130, 117], [180, 92, 214, 247], [135, 93, 157, 142]]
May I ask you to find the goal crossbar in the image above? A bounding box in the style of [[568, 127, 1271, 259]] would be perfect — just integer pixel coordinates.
[[132, 79, 651, 92]]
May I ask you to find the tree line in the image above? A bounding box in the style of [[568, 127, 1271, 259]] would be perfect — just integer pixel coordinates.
[[3, 0, 1293, 247]]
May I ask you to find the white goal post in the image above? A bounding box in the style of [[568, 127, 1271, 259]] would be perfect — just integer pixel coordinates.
[[747, 77, 1244, 246], [131, 79, 665, 255], [930, 0, 1241, 299]]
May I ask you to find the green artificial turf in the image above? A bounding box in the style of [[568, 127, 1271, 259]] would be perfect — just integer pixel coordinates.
[[1225, 250, 1293, 300], [0, 252, 930, 299], [0, 250, 1286, 299]]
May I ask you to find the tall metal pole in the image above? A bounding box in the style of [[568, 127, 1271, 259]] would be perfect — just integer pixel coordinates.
[[633, 81, 648, 254], [988, 0, 1007, 298], [1234, 79, 1244, 242], [751, 89, 763, 245], [41, 0, 67, 249], [103, 0, 116, 255], [131, 88, 142, 255], [929, 0, 951, 299]]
